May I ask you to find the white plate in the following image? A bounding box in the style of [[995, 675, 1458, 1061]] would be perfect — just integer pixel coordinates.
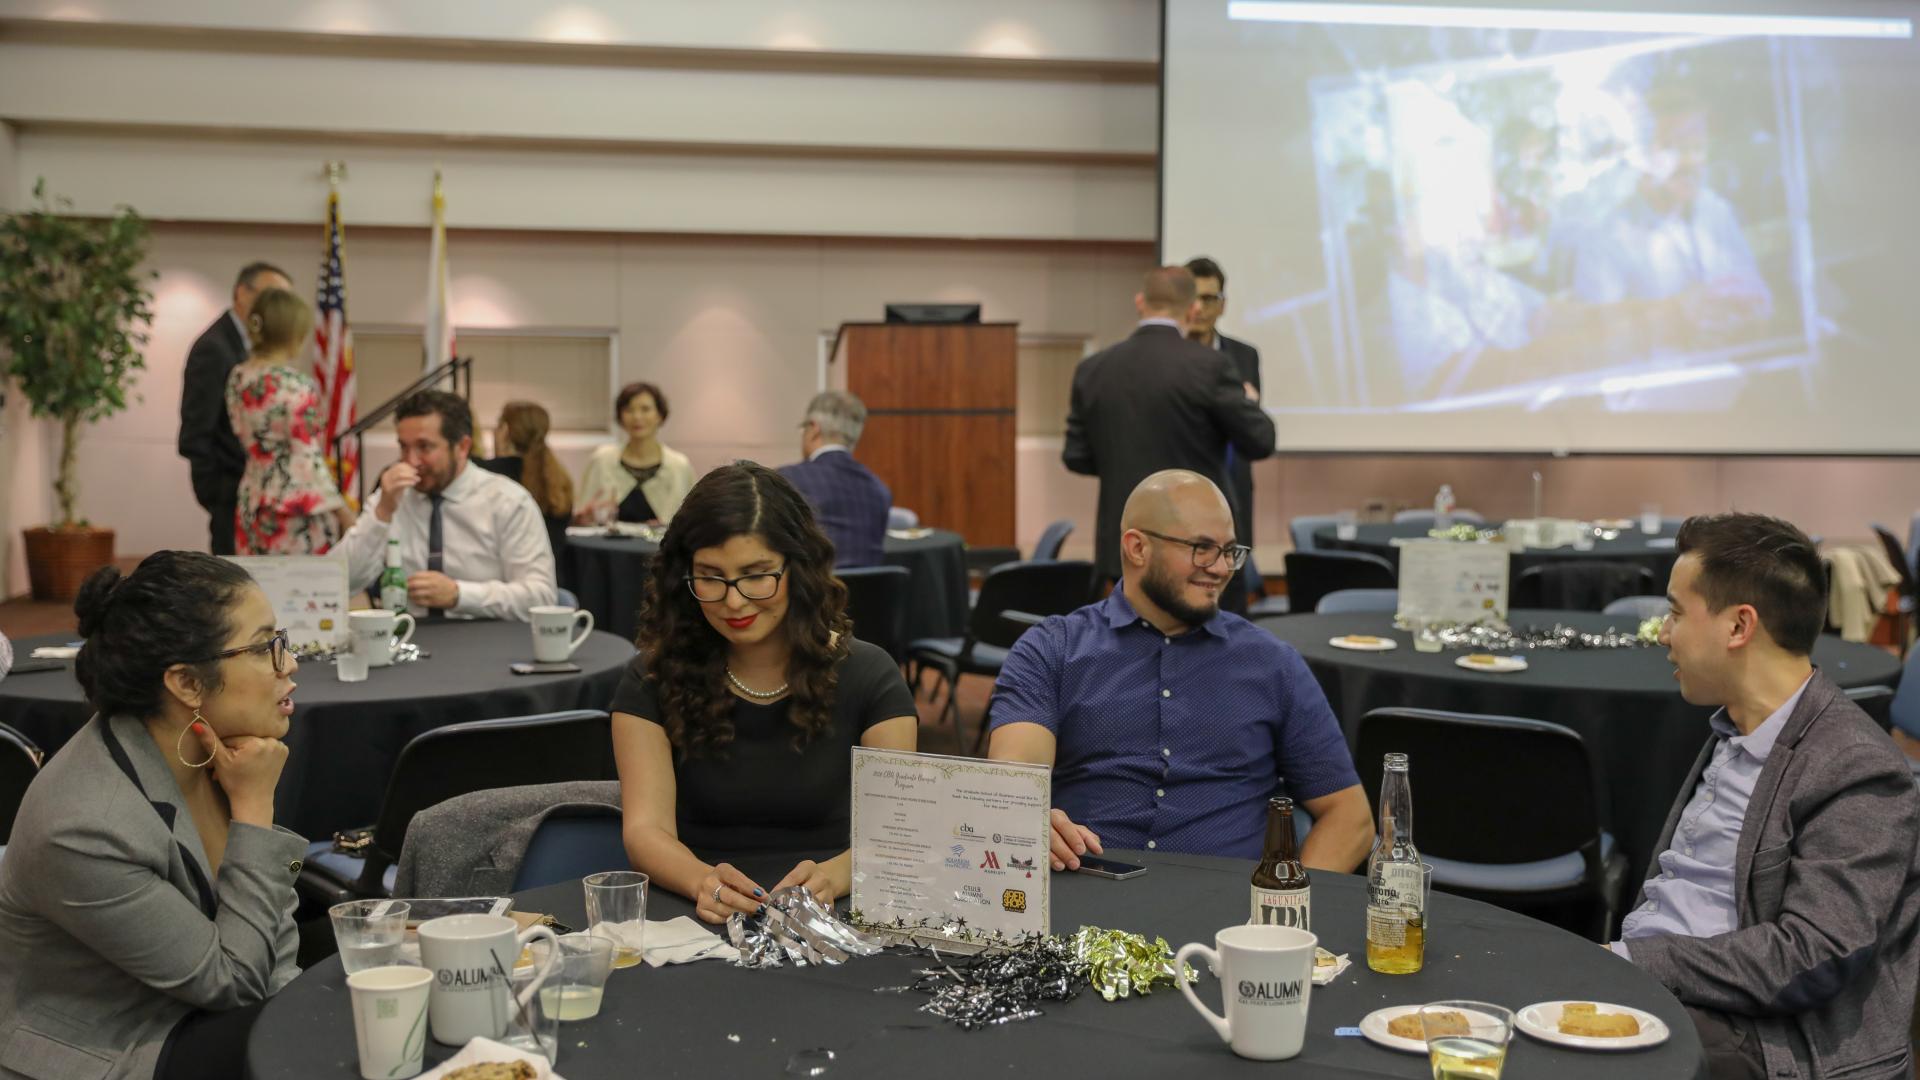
[[1357, 1005, 1510, 1054], [1515, 1001, 1670, 1051], [1455, 654, 1528, 673], [1330, 635, 1398, 652]]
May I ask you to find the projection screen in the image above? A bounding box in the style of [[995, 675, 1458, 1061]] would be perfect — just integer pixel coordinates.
[[1162, 0, 1920, 452]]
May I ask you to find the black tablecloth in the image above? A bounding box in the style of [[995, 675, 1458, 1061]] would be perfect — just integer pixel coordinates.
[[1260, 610, 1902, 889], [565, 529, 970, 644], [1317, 522, 1682, 583], [247, 849, 1705, 1079], [0, 622, 633, 839]]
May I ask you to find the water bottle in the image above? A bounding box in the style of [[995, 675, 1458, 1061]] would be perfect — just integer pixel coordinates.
[[1433, 484, 1455, 530]]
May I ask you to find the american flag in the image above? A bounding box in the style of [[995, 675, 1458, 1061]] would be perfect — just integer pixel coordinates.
[[314, 187, 358, 505]]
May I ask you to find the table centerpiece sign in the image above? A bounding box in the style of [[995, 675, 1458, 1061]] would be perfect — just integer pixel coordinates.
[[849, 748, 1050, 952], [224, 554, 349, 654], [1395, 539, 1509, 627]]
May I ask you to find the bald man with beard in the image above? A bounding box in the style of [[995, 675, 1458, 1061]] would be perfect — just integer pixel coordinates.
[[988, 470, 1372, 871]]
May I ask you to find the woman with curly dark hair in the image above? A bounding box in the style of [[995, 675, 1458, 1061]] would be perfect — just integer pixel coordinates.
[[609, 461, 916, 923]]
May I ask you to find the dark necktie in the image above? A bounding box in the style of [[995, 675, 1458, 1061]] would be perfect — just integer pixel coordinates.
[[426, 494, 446, 619]]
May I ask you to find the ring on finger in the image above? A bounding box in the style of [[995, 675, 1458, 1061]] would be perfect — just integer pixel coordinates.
[[713, 884, 724, 902]]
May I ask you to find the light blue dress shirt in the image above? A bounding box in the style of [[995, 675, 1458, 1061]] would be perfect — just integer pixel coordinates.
[[1612, 674, 1812, 958]]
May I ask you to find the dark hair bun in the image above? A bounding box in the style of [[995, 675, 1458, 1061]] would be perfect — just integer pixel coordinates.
[[74, 565, 125, 638]]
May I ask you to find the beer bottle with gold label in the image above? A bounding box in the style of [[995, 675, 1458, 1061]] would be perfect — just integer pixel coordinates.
[[1366, 752, 1425, 974], [1250, 797, 1311, 930]]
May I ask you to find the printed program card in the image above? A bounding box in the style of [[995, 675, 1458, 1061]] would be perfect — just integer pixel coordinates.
[[225, 555, 350, 652], [849, 748, 1050, 949]]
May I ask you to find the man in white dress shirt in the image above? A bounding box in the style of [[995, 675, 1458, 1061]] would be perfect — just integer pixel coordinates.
[[337, 390, 557, 620]]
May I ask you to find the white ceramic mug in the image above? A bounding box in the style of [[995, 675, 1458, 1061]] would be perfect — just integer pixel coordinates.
[[417, 914, 560, 1046], [346, 965, 432, 1080], [529, 605, 594, 663], [349, 609, 416, 668], [1175, 924, 1318, 1061]]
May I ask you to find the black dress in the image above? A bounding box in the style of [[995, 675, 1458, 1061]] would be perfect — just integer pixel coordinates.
[[617, 462, 660, 523], [608, 639, 916, 857]]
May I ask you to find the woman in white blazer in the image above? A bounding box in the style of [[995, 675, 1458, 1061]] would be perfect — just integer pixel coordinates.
[[575, 381, 696, 525], [0, 552, 304, 1080]]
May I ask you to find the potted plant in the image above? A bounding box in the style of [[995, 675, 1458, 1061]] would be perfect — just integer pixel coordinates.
[[0, 179, 155, 600]]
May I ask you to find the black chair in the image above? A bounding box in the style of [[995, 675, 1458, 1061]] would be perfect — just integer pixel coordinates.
[[837, 565, 911, 664], [1032, 520, 1074, 562], [1282, 550, 1395, 617], [1357, 707, 1630, 941], [297, 710, 617, 909], [0, 722, 45, 846], [1845, 685, 1896, 734], [1511, 562, 1656, 612], [512, 803, 629, 892], [909, 560, 1095, 729], [1243, 556, 1290, 618]]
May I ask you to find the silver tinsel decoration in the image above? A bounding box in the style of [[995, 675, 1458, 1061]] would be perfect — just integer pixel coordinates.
[[1432, 621, 1653, 651]]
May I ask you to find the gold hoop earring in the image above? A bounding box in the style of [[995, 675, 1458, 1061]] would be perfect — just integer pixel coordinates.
[[176, 711, 215, 768]]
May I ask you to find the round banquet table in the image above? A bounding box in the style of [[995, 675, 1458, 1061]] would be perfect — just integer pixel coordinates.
[[1316, 522, 1682, 582], [0, 621, 633, 840], [1259, 609, 1902, 889], [246, 849, 1706, 1079], [565, 528, 971, 643]]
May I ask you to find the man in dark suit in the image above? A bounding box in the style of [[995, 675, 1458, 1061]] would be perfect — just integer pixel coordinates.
[[1065, 266, 1275, 611], [176, 261, 291, 554], [1184, 257, 1262, 552], [779, 390, 891, 568]]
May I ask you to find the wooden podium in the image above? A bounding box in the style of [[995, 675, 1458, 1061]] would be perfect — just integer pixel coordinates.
[[828, 321, 1016, 548]]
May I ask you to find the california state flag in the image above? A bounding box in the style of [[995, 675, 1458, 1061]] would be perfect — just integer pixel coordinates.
[[424, 171, 454, 371]]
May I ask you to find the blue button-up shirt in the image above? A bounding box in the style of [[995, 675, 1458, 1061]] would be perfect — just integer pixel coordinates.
[[989, 588, 1360, 858], [1614, 673, 1811, 958]]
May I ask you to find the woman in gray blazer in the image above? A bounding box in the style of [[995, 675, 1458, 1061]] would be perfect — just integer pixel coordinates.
[[0, 552, 306, 1080]]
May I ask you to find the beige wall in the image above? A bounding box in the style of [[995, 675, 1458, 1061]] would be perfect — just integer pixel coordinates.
[[0, 222, 1154, 591]]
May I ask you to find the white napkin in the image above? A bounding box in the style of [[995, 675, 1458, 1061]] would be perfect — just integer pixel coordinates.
[[30, 646, 78, 660], [1313, 948, 1352, 985], [418, 1036, 565, 1080], [644, 915, 738, 967]]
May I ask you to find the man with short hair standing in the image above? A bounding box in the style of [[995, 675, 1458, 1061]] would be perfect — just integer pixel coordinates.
[[1611, 513, 1919, 1080], [1064, 266, 1275, 611], [779, 391, 891, 569], [988, 470, 1372, 873], [335, 390, 557, 620], [1184, 256, 1262, 555], [177, 261, 292, 554]]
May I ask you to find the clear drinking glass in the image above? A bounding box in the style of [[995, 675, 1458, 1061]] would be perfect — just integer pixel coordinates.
[[583, 871, 648, 970], [1640, 503, 1663, 535], [1335, 510, 1359, 542], [329, 899, 409, 974], [1421, 1000, 1513, 1079], [1413, 620, 1443, 653], [503, 962, 560, 1065], [533, 933, 615, 1021], [334, 639, 369, 683]]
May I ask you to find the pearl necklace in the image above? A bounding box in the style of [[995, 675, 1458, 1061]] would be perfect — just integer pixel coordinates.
[[726, 668, 788, 699]]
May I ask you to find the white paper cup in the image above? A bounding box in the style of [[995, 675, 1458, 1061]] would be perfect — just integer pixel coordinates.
[[347, 965, 433, 1080]]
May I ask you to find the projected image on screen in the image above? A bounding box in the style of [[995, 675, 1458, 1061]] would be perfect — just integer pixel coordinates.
[[1315, 36, 1796, 413], [1163, 3, 1920, 452]]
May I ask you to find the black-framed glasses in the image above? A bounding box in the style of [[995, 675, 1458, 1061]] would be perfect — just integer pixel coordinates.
[[1139, 530, 1250, 572], [686, 567, 787, 603], [194, 628, 291, 675]]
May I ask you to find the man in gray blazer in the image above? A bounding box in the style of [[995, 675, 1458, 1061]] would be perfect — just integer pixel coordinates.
[[1611, 513, 1919, 1080]]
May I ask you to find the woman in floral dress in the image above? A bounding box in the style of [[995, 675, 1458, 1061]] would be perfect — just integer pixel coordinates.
[[226, 288, 351, 554]]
